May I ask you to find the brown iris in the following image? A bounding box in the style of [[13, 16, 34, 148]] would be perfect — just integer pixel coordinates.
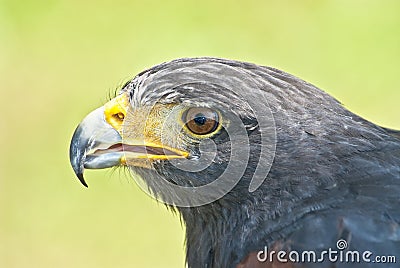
[[184, 107, 219, 135]]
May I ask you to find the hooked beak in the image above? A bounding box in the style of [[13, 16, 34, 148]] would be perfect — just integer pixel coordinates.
[[69, 94, 189, 187]]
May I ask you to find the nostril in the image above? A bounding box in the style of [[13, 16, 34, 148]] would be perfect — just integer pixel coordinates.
[[113, 112, 125, 121]]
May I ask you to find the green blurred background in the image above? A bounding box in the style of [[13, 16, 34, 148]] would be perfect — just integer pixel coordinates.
[[1, 1, 399, 267]]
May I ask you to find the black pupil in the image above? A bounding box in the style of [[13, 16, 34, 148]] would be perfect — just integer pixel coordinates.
[[194, 113, 207, 125]]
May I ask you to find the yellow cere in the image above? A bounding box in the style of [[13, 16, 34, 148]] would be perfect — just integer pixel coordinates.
[[104, 92, 130, 134]]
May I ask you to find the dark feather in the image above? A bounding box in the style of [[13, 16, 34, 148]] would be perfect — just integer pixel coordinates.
[[122, 58, 400, 267]]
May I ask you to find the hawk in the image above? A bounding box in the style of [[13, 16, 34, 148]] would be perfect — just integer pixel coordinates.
[[70, 58, 400, 267]]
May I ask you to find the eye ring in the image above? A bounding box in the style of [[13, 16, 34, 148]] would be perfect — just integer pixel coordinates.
[[183, 107, 220, 136]]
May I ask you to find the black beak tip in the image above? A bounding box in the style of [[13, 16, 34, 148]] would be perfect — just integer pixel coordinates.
[[77, 172, 89, 188], [70, 124, 89, 188]]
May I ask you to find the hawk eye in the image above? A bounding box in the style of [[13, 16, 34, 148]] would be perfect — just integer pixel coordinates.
[[183, 107, 219, 136]]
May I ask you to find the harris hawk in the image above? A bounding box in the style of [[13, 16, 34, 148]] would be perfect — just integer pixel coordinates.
[[70, 58, 400, 267]]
